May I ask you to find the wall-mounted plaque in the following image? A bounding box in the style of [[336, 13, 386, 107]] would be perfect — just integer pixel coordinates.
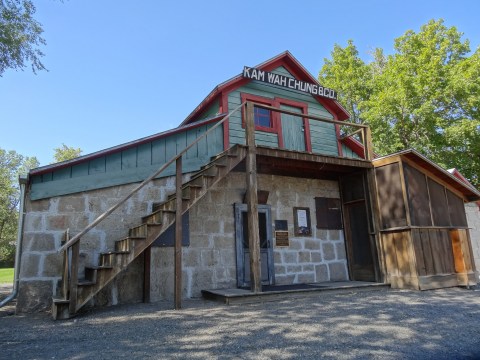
[[275, 231, 289, 247], [275, 220, 288, 231], [293, 207, 311, 236]]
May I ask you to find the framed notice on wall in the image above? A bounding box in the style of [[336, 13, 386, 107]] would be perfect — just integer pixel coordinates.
[[293, 207, 311, 236]]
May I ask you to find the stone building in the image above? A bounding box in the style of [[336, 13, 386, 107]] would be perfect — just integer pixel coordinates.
[[465, 203, 480, 274], [13, 52, 480, 318]]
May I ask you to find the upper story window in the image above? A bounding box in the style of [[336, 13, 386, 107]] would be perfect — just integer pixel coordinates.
[[241, 93, 276, 133], [254, 106, 271, 128]]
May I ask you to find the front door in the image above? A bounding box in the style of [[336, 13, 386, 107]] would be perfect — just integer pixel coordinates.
[[341, 172, 376, 281], [234, 203, 274, 287], [280, 104, 306, 152]]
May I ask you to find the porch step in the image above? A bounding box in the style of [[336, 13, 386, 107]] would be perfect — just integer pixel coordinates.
[[201, 282, 391, 305]]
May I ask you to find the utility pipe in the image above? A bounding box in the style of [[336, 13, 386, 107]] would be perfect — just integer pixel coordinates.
[[0, 175, 27, 308]]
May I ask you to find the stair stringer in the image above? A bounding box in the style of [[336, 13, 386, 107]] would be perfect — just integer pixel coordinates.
[[58, 144, 247, 317]]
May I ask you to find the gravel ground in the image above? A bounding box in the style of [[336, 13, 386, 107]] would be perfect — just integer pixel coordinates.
[[1, 284, 479, 359]]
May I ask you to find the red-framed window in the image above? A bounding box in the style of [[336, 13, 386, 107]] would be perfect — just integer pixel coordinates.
[[241, 93, 278, 133]]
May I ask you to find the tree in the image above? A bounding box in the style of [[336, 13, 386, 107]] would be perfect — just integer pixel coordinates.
[[0, 148, 38, 266], [319, 19, 480, 188], [53, 144, 82, 163], [0, 0, 46, 75], [319, 40, 371, 125]]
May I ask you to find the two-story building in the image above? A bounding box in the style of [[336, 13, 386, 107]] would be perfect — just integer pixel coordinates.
[[14, 51, 480, 318]]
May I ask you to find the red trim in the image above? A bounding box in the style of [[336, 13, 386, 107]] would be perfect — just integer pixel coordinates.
[[341, 137, 366, 159], [180, 51, 350, 126], [30, 114, 227, 176], [273, 98, 309, 151], [240, 93, 279, 134]]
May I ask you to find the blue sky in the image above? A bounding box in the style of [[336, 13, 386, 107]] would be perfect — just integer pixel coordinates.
[[2, 0, 480, 166]]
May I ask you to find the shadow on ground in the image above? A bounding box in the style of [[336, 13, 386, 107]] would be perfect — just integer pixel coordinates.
[[1, 287, 479, 359]]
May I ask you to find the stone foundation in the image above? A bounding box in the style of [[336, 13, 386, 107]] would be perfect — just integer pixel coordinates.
[[18, 170, 349, 312], [17, 177, 180, 313]]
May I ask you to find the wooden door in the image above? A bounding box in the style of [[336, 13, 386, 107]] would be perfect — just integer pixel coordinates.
[[341, 173, 376, 281], [235, 204, 274, 287], [280, 104, 306, 152]]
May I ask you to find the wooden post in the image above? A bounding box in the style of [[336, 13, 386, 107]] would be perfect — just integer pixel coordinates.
[[245, 101, 262, 293], [68, 241, 80, 314], [174, 156, 183, 309], [61, 229, 70, 299], [364, 126, 374, 161], [143, 245, 151, 303], [365, 168, 385, 283]]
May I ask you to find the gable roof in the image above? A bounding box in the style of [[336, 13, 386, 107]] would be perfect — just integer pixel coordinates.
[[373, 149, 480, 202], [180, 51, 350, 126]]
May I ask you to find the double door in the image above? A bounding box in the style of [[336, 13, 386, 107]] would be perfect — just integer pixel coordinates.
[[234, 203, 274, 287]]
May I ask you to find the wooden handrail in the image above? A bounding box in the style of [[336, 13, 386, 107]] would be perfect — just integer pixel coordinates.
[[58, 102, 246, 253], [254, 103, 369, 128]]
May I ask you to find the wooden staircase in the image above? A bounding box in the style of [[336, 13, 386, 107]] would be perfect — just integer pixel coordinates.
[[52, 144, 246, 319]]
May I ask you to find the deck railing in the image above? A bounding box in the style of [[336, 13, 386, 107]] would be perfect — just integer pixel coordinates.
[[253, 103, 374, 161]]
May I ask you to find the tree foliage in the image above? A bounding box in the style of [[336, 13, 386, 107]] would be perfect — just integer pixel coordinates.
[[319, 19, 480, 187], [0, 0, 46, 75], [53, 144, 82, 163], [0, 149, 38, 265]]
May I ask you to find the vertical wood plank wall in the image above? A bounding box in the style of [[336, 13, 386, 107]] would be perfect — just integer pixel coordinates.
[[375, 158, 477, 290]]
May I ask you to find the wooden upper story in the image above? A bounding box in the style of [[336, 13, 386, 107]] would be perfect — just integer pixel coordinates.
[[28, 52, 368, 200]]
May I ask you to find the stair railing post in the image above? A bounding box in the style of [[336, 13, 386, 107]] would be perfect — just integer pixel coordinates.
[[174, 155, 183, 309], [245, 101, 262, 293], [61, 229, 70, 299], [68, 240, 80, 315], [365, 126, 374, 161]]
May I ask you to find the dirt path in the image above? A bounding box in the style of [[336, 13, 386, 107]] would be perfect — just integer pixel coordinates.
[[1, 286, 479, 359]]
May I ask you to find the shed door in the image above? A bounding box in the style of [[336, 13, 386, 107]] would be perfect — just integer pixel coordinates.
[[341, 172, 376, 282], [280, 105, 305, 152], [235, 203, 274, 287]]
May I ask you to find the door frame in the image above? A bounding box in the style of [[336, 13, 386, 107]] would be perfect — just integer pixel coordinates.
[[274, 98, 311, 152], [234, 203, 274, 287], [340, 171, 380, 282]]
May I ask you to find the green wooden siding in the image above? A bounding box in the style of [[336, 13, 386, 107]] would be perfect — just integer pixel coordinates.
[[280, 104, 305, 152], [196, 99, 220, 120], [30, 122, 224, 200], [341, 143, 361, 159], [228, 66, 338, 156]]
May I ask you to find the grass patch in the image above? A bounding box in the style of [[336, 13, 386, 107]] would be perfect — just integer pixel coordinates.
[[0, 268, 14, 284]]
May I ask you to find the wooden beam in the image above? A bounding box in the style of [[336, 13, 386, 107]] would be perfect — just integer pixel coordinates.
[[364, 127, 374, 161], [245, 102, 262, 293], [143, 245, 151, 303], [365, 168, 385, 283], [68, 241, 80, 314], [174, 156, 183, 309], [254, 102, 368, 129]]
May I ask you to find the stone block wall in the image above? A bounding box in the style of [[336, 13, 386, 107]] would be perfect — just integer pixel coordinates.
[[465, 202, 480, 275], [17, 177, 180, 312], [18, 168, 349, 312], [262, 175, 348, 285], [150, 172, 348, 301]]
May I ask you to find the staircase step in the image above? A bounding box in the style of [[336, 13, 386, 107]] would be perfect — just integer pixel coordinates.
[[52, 297, 69, 304], [115, 237, 146, 252], [52, 297, 71, 320], [78, 279, 96, 287]]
